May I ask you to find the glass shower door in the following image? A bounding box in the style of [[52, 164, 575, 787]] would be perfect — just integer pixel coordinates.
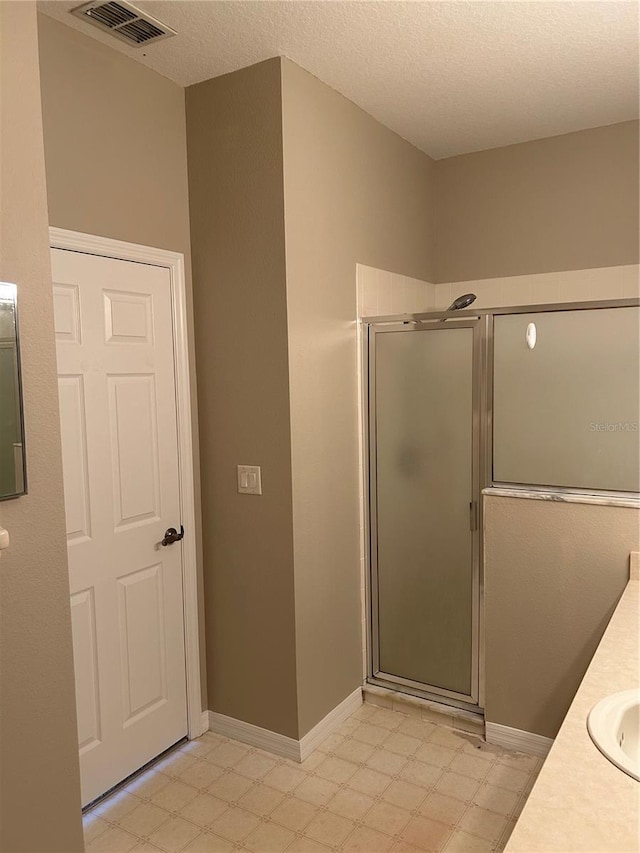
[[369, 320, 480, 704]]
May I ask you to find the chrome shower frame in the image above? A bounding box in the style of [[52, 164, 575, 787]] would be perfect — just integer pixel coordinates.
[[362, 297, 640, 715]]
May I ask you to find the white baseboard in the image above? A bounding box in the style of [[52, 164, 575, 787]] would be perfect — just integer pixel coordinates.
[[199, 710, 210, 737], [299, 687, 363, 761], [206, 687, 363, 763], [207, 711, 301, 762], [486, 721, 553, 757]]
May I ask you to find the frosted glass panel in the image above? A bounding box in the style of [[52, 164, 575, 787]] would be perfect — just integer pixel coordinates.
[[493, 307, 640, 492], [374, 326, 474, 696]]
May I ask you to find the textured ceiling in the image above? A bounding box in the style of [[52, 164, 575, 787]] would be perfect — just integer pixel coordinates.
[[38, 1, 639, 159]]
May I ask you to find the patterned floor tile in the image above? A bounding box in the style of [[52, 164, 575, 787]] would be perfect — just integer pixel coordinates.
[[83, 701, 541, 853]]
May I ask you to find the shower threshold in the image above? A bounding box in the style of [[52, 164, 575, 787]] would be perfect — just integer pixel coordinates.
[[364, 680, 485, 736]]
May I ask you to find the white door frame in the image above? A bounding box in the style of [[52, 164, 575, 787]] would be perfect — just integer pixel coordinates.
[[50, 227, 206, 740]]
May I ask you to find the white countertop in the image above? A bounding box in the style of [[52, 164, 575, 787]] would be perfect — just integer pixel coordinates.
[[505, 570, 640, 852]]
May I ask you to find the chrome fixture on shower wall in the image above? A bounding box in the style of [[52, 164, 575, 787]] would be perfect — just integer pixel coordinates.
[[447, 293, 477, 311]]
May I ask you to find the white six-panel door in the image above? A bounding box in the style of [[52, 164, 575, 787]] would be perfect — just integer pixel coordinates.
[[52, 248, 188, 806]]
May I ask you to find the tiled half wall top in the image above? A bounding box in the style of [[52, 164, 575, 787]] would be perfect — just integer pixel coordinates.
[[357, 265, 436, 317], [357, 264, 640, 318]]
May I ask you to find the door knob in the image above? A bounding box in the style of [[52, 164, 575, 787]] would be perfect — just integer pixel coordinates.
[[161, 525, 184, 546]]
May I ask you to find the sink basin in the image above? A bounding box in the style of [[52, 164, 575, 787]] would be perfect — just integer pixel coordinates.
[[587, 689, 640, 781]]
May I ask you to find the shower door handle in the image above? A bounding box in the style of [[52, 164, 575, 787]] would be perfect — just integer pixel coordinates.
[[469, 501, 478, 532]]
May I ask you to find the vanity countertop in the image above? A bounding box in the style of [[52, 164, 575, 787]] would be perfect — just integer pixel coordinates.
[[505, 567, 639, 852]]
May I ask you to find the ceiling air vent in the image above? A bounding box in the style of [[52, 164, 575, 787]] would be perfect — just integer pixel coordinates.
[[71, 1, 176, 47]]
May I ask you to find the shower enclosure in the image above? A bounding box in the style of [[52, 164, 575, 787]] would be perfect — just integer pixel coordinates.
[[364, 299, 639, 713], [367, 315, 487, 708]]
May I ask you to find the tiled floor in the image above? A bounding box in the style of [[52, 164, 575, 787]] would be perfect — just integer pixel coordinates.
[[84, 703, 542, 853]]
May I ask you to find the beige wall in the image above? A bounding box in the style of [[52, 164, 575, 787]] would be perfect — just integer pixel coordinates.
[[37, 14, 207, 706], [435, 121, 640, 283], [185, 56, 436, 739], [0, 4, 84, 851], [281, 58, 436, 735], [186, 60, 300, 738], [484, 496, 640, 739], [38, 15, 192, 257]]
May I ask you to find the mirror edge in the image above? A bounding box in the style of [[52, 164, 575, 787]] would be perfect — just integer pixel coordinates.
[[0, 281, 28, 500]]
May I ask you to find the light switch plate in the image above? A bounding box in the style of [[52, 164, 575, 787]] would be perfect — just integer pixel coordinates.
[[237, 464, 262, 495]]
